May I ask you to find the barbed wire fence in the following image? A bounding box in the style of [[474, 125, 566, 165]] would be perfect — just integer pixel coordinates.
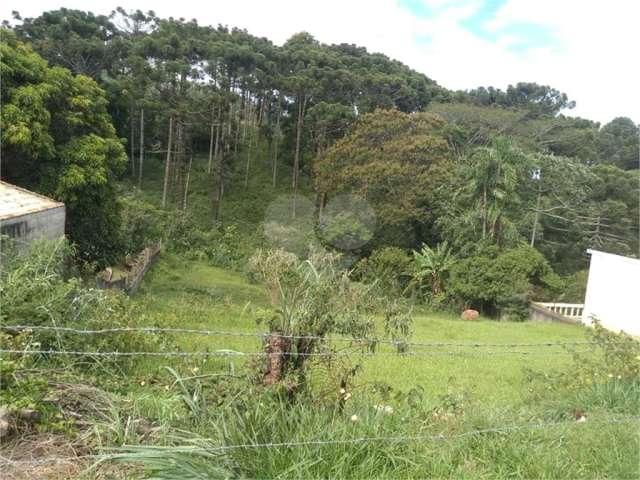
[[0, 322, 636, 470], [0, 324, 614, 348], [1, 416, 639, 468]]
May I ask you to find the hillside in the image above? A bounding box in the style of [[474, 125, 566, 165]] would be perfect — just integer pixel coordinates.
[[1, 8, 639, 480]]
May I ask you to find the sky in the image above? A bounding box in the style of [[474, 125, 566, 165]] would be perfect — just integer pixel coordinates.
[[2, 0, 638, 125]]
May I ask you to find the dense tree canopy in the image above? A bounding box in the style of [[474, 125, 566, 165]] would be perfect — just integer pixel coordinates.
[[1, 30, 126, 265], [315, 109, 454, 247], [2, 8, 638, 279]]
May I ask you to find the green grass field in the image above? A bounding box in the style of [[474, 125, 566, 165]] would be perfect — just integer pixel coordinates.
[[115, 254, 640, 479], [132, 253, 587, 407]]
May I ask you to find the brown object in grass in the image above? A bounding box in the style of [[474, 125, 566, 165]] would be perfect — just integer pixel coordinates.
[[264, 333, 289, 386], [461, 309, 479, 321]]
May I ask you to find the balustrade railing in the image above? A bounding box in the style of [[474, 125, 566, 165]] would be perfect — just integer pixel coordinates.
[[534, 302, 584, 319]]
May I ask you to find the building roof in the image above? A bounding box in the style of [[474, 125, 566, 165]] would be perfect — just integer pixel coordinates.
[[0, 181, 64, 221]]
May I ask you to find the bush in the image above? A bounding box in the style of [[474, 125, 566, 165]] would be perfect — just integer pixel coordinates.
[[527, 320, 640, 414], [118, 193, 170, 256], [448, 245, 562, 319], [0, 238, 157, 432], [247, 248, 412, 393], [0, 238, 151, 364], [168, 215, 243, 269], [559, 269, 588, 302], [353, 247, 411, 295]]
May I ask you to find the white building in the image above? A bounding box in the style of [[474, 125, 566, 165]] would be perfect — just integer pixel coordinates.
[[0, 181, 65, 247], [582, 249, 640, 336]]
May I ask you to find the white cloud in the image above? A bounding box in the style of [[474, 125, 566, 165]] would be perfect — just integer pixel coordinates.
[[2, 0, 638, 124]]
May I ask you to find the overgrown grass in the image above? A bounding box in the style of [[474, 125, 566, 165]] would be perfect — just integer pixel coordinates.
[[109, 393, 639, 479]]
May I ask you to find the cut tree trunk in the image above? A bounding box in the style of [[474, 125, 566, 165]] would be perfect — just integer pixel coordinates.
[[264, 333, 289, 387]]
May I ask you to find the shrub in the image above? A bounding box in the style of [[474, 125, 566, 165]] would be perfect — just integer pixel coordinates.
[[118, 193, 170, 256], [353, 247, 411, 295], [0, 238, 158, 432], [448, 245, 561, 319], [0, 238, 151, 365], [168, 215, 243, 269], [247, 248, 412, 393], [406, 242, 456, 305], [559, 269, 588, 302], [527, 320, 640, 414]]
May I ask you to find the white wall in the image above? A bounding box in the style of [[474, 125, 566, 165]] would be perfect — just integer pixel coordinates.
[[582, 250, 640, 336], [0, 206, 65, 245]]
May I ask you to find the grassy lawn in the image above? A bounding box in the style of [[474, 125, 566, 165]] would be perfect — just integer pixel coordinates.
[[133, 254, 589, 407]]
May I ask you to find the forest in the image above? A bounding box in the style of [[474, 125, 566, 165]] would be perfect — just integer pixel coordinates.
[[1, 7, 639, 479]]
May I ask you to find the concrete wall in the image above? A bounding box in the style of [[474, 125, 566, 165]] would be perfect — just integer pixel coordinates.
[[97, 242, 161, 295], [582, 250, 640, 336], [0, 206, 66, 245], [530, 302, 581, 324]]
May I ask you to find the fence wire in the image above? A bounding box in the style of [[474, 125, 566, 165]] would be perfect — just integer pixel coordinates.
[[1, 416, 638, 467], [0, 348, 593, 358], [0, 324, 606, 349]]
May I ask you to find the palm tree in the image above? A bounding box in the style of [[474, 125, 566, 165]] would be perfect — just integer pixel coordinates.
[[409, 241, 455, 296], [467, 137, 529, 243]]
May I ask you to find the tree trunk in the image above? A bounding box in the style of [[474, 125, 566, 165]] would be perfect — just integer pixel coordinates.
[[234, 102, 240, 155], [130, 104, 136, 178], [183, 154, 193, 210], [161, 116, 173, 208], [213, 107, 221, 169], [264, 333, 289, 387], [244, 124, 252, 189], [482, 186, 487, 240], [292, 93, 307, 217], [174, 120, 186, 207], [138, 107, 144, 188], [207, 107, 215, 174], [213, 133, 225, 222], [241, 90, 248, 143], [318, 192, 326, 221], [272, 99, 281, 188], [530, 182, 542, 247]]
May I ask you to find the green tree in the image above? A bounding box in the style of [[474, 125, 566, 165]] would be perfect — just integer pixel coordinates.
[[463, 82, 575, 116], [12, 8, 120, 78], [1, 31, 126, 266], [444, 137, 533, 248], [448, 245, 561, 318], [597, 117, 639, 170], [315, 109, 454, 247]]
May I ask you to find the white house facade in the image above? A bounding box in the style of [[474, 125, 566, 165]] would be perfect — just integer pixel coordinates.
[[582, 249, 640, 336]]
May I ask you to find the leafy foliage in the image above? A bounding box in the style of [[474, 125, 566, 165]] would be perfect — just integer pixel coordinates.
[[0, 238, 149, 363], [408, 242, 455, 299], [248, 248, 412, 391], [448, 245, 561, 318], [353, 247, 411, 295], [315, 109, 454, 247], [1, 30, 127, 266]]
